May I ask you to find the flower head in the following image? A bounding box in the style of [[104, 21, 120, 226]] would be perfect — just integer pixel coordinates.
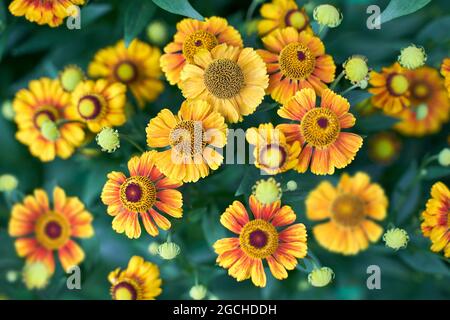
[[308, 267, 334, 287], [22, 262, 51, 290], [96, 127, 120, 153], [343, 55, 369, 84], [313, 4, 342, 28], [214, 195, 307, 287], [109, 256, 162, 300], [368, 132, 401, 164], [9, 187, 94, 274], [158, 242, 181, 260], [257, 27, 336, 105], [398, 45, 427, 70], [306, 172, 388, 255], [0, 174, 18, 192], [189, 284, 207, 300], [383, 228, 409, 250], [252, 178, 282, 205], [277, 88, 363, 175], [59, 65, 85, 92]]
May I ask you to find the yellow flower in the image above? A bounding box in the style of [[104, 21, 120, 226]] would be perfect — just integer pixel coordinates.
[[421, 182, 449, 258], [180, 44, 268, 123], [252, 178, 282, 205], [13, 78, 85, 162], [109, 256, 162, 300], [258, 0, 312, 36], [189, 285, 207, 300], [70, 79, 127, 133], [383, 228, 409, 250], [96, 127, 120, 153], [158, 242, 181, 260], [368, 132, 401, 164], [398, 45, 427, 70], [146, 100, 227, 183], [88, 39, 164, 107], [22, 262, 51, 290], [9, 0, 85, 27], [308, 267, 334, 287], [0, 174, 18, 192], [59, 65, 85, 92], [160, 16, 243, 86], [343, 55, 369, 84], [313, 4, 342, 28], [306, 172, 388, 255]]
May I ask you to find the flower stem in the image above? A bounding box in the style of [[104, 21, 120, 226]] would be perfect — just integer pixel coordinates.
[[330, 71, 344, 90], [121, 134, 145, 153], [341, 84, 360, 96]]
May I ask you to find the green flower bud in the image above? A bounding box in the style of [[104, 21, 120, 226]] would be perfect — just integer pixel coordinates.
[[146, 21, 168, 46], [148, 241, 160, 255], [343, 55, 369, 84], [308, 267, 334, 287], [22, 262, 51, 290], [398, 45, 427, 70], [286, 180, 298, 191], [40, 120, 60, 142], [59, 65, 85, 92], [2, 100, 14, 121], [383, 228, 409, 250], [438, 148, 450, 167], [96, 127, 120, 153], [252, 178, 282, 204], [313, 4, 342, 28], [189, 284, 207, 300], [157, 242, 180, 260], [0, 174, 18, 192]]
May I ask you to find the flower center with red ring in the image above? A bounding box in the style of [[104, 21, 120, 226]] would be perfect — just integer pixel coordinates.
[[78, 95, 103, 120], [249, 229, 268, 248], [115, 61, 138, 84], [285, 9, 308, 31], [125, 183, 143, 202], [45, 221, 62, 239]]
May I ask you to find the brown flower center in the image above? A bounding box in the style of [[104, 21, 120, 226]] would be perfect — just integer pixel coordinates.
[[183, 30, 218, 63], [331, 194, 365, 227], [204, 58, 245, 99], [279, 42, 315, 80]]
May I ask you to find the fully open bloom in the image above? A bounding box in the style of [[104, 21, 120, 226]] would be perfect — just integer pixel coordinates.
[[257, 27, 335, 105], [369, 63, 411, 115], [109, 256, 162, 300], [180, 44, 268, 123], [146, 100, 227, 183], [421, 182, 449, 258], [306, 172, 387, 255], [69, 79, 127, 133], [9, 187, 94, 274], [160, 17, 243, 86], [277, 88, 363, 175], [246, 123, 300, 175], [441, 58, 450, 97], [394, 66, 449, 136], [214, 195, 307, 287], [9, 0, 85, 27], [13, 78, 85, 162], [101, 151, 183, 238], [258, 0, 312, 36], [88, 40, 163, 107]]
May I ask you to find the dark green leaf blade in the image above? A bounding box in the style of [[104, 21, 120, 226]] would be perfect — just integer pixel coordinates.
[[124, 0, 156, 46], [152, 0, 203, 20], [381, 0, 432, 24]]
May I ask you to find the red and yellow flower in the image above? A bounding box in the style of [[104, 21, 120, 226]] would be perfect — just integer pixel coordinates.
[[8, 187, 94, 274], [9, 0, 85, 27], [109, 256, 162, 300], [277, 88, 363, 175], [246, 123, 300, 175], [369, 63, 411, 115], [180, 44, 269, 123], [146, 100, 227, 183], [257, 27, 335, 105], [160, 16, 243, 86], [394, 66, 449, 136], [258, 0, 312, 36], [69, 79, 127, 133], [441, 58, 450, 97], [306, 172, 387, 255], [88, 39, 163, 107], [214, 195, 307, 287], [13, 77, 85, 162], [101, 151, 183, 239], [421, 182, 449, 258]]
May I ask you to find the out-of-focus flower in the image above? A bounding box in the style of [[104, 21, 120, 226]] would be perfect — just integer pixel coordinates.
[[286, 180, 298, 191], [189, 284, 207, 300], [59, 65, 85, 92], [0, 174, 18, 192], [398, 45, 427, 70], [438, 148, 450, 167], [22, 262, 51, 290], [6, 270, 19, 283], [96, 127, 120, 153], [146, 21, 168, 46], [308, 267, 334, 287], [313, 4, 342, 28], [368, 132, 401, 164], [440, 58, 450, 97], [158, 242, 181, 260], [383, 228, 409, 250], [252, 178, 282, 204], [148, 242, 160, 255], [2, 100, 14, 121]]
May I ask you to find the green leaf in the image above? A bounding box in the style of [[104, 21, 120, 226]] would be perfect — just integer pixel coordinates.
[[344, 90, 373, 107], [399, 250, 450, 276], [124, 0, 156, 46], [152, 0, 203, 20], [417, 16, 450, 43], [381, 0, 432, 24], [424, 166, 450, 181], [355, 114, 399, 133], [201, 205, 226, 247]]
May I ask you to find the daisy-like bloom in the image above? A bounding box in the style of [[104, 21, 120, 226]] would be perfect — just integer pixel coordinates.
[[69, 79, 127, 133], [9, 0, 85, 27], [277, 88, 363, 175], [180, 44, 268, 123], [421, 182, 449, 258], [213, 195, 307, 287], [88, 39, 163, 107], [394, 66, 449, 136], [368, 132, 401, 164], [306, 172, 388, 255], [246, 123, 300, 175], [108, 256, 162, 300], [13, 78, 85, 162], [440, 58, 450, 97], [101, 151, 183, 238], [258, 0, 312, 36], [8, 187, 94, 274], [369, 63, 411, 115], [257, 27, 336, 105], [146, 100, 227, 183], [160, 16, 243, 86]]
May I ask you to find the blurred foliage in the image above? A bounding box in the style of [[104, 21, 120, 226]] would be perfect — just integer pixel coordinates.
[[0, 0, 449, 300]]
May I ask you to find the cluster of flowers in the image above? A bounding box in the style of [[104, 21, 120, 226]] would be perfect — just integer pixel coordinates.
[[3, 0, 449, 299]]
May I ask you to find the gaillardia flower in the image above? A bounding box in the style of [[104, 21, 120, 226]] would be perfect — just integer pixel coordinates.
[[9, 187, 94, 273], [421, 182, 449, 258], [394, 66, 449, 136], [277, 88, 363, 175], [146, 100, 227, 183], [369, 63, 410, 115], [258, 0, 312, 36], [88, 39, 163, 107], [257, 27, 336, 105], [214, 195, 307, 287], [9, 0, 85, 27], [160, 17, 243, 86], [306, 172, 387, 255], [13, 78, 85, 162], [441, 58, 450, 97], [246, 123, 300, 175], [101, 151, 183, 238], [109, 256, 162, 300], [368, 132, 401, 164], [180, 44, 268, 123], [69, 79, 127, 133]]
